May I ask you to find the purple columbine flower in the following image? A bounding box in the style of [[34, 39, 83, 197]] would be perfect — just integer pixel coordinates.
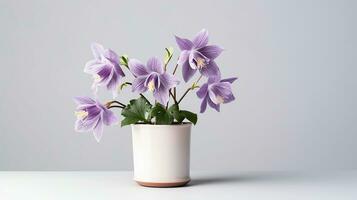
[[74, 96, 118, 142], [129, 57, 179, 105], [175, 29, 224, 82], [84, 43, 125, 98], [196, 76, 237, 113]]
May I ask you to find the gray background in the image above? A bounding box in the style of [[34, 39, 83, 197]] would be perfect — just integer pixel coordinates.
[[0, 0, 356, 171]]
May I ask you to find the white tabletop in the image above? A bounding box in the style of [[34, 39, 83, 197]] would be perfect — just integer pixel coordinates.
[[1, 171, 356, 200]]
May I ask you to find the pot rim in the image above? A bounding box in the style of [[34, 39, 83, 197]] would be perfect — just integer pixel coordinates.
[[131, 122, 192, 127]]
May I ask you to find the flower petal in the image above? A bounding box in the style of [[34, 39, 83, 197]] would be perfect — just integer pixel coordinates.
[[178, 50, 190, 65], [193, 29, 209, 49], [132, 76, 148, 93], [196, 83, 208, 99], [200, 95, 208, 113], [146, 57, 163, 74], [91, 43, 105, 60], [221, 77, 238, 83], [129, 59, 148, 77], [106, 71, 118, 91], [153, 86, 169, 105], [84, 61, 106, 74], [208, 97, 220, 112], [182, 60, 197, 82], [224, 93, 235, 104], [200, 60, 221, 78], [102, 109, 118, 126], [93, 119, 104, 142], [75, 115, 100, 132], [175, 36, 193, 50], [198, 45, 223, 60], [114, 63, 125, 77], [159, 73, 179, 89], [103, 49, 119, 64], [74, 96, 96, 107]]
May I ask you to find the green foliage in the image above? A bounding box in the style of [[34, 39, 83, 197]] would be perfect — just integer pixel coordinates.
[[150, 103, 174, 124], [121, 97, 152, 126], [121, 97, 198, 126]]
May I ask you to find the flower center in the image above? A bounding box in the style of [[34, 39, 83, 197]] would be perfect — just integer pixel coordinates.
[[147, 80, 155, 92], [93, 74, 101, 82], [195, 57, 206, 69], [75, 110, 88, 119], [216, 95, 225, 104]]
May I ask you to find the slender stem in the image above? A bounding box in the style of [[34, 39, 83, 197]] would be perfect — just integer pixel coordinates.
[[177, 75, 203, 104], [169, 90, 178, 104], [140, 93, 150, 104], [108, 105, 124, 109], [106, 100, 126, 107], [172, 63, 179, 75]]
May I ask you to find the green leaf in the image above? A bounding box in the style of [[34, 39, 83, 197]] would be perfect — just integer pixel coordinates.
[[121, 117, 140, 127], [164, 47, 174, 65], [121, 97, 152, 126], [168, 104, 185, 123], [180, 110, 198, 125], [150, 103, 173, 125]]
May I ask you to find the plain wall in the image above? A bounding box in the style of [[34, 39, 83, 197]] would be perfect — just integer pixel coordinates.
[[0, 0, 356, 170]]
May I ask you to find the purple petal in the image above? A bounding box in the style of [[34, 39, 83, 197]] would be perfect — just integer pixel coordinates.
[[75, 115, 100, 132], [153, 86, 169, 105], [159, 73, 179, 89], [196, 83, 208, 99], [144, 73, 160, 89], [221, 77, 238, 83], [103, 49, 119, 64], [114, 63, 125, 77], [102, 109, 118, 126], [74, 96, 96, 106], [189, 51, 210, 69], [175, 36, 193, 50], [208, 97, 220, 112], [209, 82, 232, 100], [182, 60, 197, 82], [200, 96, 208, 113], [129, 59, 148, 77], [193, 29, 209, 49], [91, 43, 105, 60], [93, 119, 104, 142], [224, 93, 235, 104], [178, 50, 190, 65], [106, 71, 118, 91], [198, 45, 223, 60], [97, 65, 113, 84], [200, 60, 221, 78], [132, 76, 148, 93], [84, 61, 106, 74], [146, 57, 163, 74]]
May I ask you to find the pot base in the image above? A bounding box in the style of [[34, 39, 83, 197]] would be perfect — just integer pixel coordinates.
[[136, 179, 190, 187]]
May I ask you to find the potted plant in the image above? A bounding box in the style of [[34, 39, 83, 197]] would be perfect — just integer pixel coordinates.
[[73, 29, 238, 187]]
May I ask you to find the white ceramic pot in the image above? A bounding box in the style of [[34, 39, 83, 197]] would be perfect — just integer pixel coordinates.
[[131, 123, 191, 187]]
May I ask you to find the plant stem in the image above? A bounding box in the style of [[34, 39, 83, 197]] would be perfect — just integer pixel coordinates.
[[140, 93, 150, 104], [177, 75, 203, 104], [172, 63, 179, 75], [107, 105, 124, 109], [106, 100, 126, 107]]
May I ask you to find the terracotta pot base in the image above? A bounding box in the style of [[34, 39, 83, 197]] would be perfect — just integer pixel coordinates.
[[136, 179, 190, 187]]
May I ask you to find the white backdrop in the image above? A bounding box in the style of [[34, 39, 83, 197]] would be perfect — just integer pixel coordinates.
[[0, 0, 356, 170]]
